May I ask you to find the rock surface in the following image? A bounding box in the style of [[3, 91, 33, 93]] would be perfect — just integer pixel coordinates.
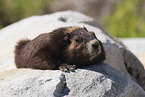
[[0, 63, 144, 97], [120, 38, 145, 56], [48, 0, 118, 22], [138, 52, 145, 69], [120, 38, 145, 69], [0, 11, 145, 95]]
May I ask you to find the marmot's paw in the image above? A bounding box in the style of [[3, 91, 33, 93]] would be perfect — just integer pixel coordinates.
[[59, 63, 76, 72]]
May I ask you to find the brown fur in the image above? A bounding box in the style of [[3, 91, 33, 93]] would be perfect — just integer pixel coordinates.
[[15, 27, 105, 71]]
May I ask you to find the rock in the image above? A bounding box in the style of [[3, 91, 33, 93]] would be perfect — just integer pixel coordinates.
[[120, 38, 145, 68], [138, 52, 145, 69], [0, 11, 144, 90], [123, 49, 145, 90], [120, 38, 145, 56], [0, 63, 144, 97], [48, 0, 119, 22]]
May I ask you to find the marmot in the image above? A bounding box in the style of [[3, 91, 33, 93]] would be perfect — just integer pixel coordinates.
[[15, 27, 105, 71]]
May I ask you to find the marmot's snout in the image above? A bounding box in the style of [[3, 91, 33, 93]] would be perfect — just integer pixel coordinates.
[[92, 40, 99, 49], [87, 39, 101, 56]]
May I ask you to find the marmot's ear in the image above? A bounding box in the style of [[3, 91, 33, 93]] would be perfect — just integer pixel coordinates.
[[64, 33, 71, 43], [90, 32, 96, 36], [83, 27, 88, 31]]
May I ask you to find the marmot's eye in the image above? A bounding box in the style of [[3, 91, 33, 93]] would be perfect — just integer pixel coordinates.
[[75, 39, 80, 43], [75, 38, 83, 43], [64, 36, 68, 41]]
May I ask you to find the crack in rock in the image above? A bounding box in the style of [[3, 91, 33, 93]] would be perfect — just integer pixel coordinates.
[[53, 73, 70, 97]]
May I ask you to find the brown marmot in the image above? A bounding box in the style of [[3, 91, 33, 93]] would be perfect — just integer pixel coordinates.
[[15, 27, 105, 71]]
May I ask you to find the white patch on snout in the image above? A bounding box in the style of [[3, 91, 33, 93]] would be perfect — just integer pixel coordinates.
[[87, 39, 101, 56]]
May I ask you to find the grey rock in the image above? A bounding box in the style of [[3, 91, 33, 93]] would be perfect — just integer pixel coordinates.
[[119, 38, 145, 69], [123, 49, 145, 89], [0, 69, 63, 97], [0, 63, 144, 97], [48, 0, 119, 22], [0, 11, 144, 92], [120, 38, 145, 56], [138, 51, 145, 68]]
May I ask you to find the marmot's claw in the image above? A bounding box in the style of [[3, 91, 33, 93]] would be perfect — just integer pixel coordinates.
[[59, 63, 76, 72]]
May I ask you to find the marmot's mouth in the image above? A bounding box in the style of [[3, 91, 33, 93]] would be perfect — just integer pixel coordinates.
[[88, 45, 102, 61], [90, 51, 98, 56], [90, 48, 101, 56]]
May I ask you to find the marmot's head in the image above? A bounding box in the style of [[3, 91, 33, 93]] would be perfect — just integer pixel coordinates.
[[59, 27, 106, 67]]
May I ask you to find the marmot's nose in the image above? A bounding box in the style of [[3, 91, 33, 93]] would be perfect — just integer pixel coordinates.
[[92, 42, 99, 48]]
